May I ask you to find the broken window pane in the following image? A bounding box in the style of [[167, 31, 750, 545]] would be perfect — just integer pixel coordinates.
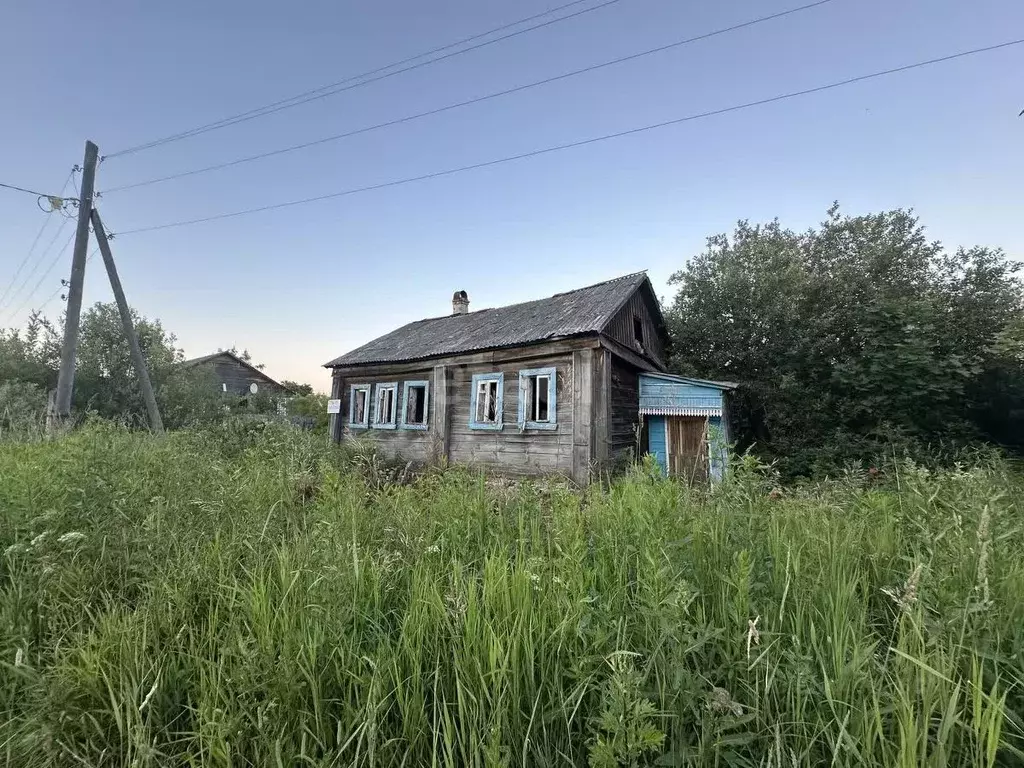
[[406, 385, 427, 425], [476, 379, 499, 423], [535, 375, 549, 421], [375, 385, 396, 424], [524, 374, 552, 423], [351, 387, 369, 425]]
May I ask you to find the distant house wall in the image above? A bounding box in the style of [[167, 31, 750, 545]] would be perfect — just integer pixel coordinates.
[[197, 357, 290, 397]]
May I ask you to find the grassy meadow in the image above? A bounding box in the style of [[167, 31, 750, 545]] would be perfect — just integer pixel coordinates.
[[1, 421, 1023, 766]]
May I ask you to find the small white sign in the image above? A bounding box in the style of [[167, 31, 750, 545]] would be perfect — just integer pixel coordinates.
[[327, 399, 342, 414]]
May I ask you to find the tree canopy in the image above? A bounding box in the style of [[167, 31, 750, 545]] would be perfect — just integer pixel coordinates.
[[1, 303, 224, 428], [665, 205, 1024, 477]]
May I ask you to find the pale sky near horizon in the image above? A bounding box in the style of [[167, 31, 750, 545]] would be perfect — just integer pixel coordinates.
[[2, 0, 1022, 392]]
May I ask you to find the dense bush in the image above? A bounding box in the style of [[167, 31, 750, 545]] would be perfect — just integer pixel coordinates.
[[666, 205, 1024, 478], [0, 381, 47, 439], [2, 425, 1022, 766], [1, 305, 229, 430], [287, 392, 330, 432]]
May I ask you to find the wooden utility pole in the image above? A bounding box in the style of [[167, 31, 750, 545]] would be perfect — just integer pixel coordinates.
[[90, 210, 164, 434], [53, 140, 99, 421]]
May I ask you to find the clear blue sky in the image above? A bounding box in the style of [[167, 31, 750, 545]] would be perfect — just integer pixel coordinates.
[[2, 0, 1022, 391]]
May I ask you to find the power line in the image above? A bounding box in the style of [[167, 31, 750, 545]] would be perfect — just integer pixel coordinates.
[[113, 39, 1024, 237], [1, 216, 73, 321], [104, 0, 634, 159], [103, 0, 834, 194], [0, 169, 78, 315], [0, 180, 64, 198], [0, 170, 75, 309], [35, 247, 101, 315], [2, 228, 76, 324]]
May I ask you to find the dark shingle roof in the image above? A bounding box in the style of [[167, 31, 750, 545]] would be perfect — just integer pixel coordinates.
[[325, 272, 652, 367]]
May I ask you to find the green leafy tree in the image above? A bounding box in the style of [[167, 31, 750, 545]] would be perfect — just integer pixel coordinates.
[[665, 205, 1023, 476], [222, 346, 265, 370], [281, 380, 314, 396], [2, 303, 224, 429], [0, 311, 61, 388], [73, 302, 185, 420]]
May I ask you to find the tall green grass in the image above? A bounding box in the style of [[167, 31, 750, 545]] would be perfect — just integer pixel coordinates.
[[1, 421, 1022, 766]]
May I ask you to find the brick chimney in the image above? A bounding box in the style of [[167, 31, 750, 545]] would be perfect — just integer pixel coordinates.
[[452, 290, 469, 315]]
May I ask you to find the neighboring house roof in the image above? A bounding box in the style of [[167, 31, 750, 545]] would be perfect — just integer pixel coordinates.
[[180, 350, 294, 393], [324, 272, 662, 368]]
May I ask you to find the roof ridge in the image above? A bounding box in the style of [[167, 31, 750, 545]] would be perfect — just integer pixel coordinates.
[[550, 271, 647, 299], [405, 272, 647, 325], [323, 270, 655, 368]]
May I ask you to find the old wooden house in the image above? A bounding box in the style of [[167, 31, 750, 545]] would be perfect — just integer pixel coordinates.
[[325, 273, 733, 484], [181, 351, 293, 399]]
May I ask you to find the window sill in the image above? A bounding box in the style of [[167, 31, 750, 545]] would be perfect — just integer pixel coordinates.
[[469, 421, 503, 431], [348, 423, 369, 430], [400, 423, 429, 431], [372, 422, 397, 430], [522, 421, 558, 431]]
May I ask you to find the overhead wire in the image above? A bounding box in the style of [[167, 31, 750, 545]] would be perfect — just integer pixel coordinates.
[[103, 0, 834, 194], [2, 228, 76, 324], [113, 38, 1024, 237], [104, 0, 635, 159], [0, 168, 76, 309], [0, 180, 64, 198], [35, 247, 101, 315], [0, 171, 79, 318]]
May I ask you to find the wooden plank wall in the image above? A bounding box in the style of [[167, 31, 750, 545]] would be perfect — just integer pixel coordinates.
[[604, 289, 666, 366], [448, 352, 576, 478], [332, 350, 580, 478], [609, 357, 641, 463], [335, 367, 437, 462]]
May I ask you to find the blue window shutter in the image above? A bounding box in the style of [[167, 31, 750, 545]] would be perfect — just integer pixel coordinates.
[[517, 374, 527, 429], [469, 379, 479, 426], [495, 376, 504, 426], [547, 372, 557, 422]]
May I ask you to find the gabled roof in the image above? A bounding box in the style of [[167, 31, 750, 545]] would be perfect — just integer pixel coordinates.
[[180, 350, 294, 393], [325, 272, 659, 368]]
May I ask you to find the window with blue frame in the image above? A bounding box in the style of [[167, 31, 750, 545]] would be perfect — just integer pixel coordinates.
[[400, 380, 430, 430], [518, 367, 557, 429], [349, 384, 370, 428], [372, 382, 398, 429], [469, 373, 503, 430]]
